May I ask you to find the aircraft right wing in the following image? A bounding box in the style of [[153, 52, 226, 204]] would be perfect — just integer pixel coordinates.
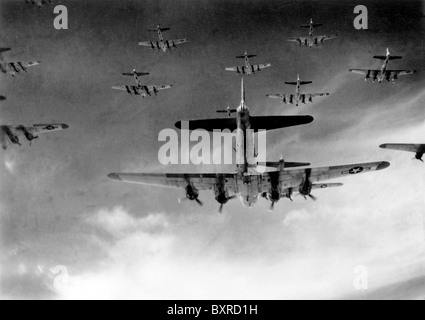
[[315, 35, 338, 42], [7, 61, 41, 73], [276, 161, 390, 189], [170, 39, 188, 46], [386, 70, 417, 77], [380, 144, 425, 154], [176, 115, 314, 132]]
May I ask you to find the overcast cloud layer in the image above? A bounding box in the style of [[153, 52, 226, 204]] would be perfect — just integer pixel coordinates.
[[1, 0, 425, 300]]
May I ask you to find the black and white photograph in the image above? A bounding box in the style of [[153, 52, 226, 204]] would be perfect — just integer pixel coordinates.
[[1, 0, 425, 303]]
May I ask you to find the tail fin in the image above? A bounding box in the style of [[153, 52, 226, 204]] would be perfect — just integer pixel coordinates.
[[241, 78, 245, 102]]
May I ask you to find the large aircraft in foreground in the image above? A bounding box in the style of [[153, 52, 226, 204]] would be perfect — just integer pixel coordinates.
[[266, 74, 330, 106], [108, 79, 390, 212], [25, 0, 53, 8], [0, 124, 69, 150], [225, 51, 271, 76], [0, 48, 41, 77], [138, 25, 188, 52], [287, 19, 337, 48], [349, 49, 417, 83], [112, 69, 172, 98], [380, 144, 425, 162]]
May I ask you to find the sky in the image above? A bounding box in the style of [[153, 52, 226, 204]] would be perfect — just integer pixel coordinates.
[[0, 0, 425, 300]]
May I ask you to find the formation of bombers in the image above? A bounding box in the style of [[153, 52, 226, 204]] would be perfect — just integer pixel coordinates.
[[1, 5, 422, 212]]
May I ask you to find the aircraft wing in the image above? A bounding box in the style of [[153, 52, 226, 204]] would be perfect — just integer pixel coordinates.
[[387, 70, 417, 77], [108, 173, 237, 193], [308, 93, 330, 98], [256, 63, 272, 71], [147, 85, 173, 91], [25, 124, 69, 135], [266, 94, 285, 100], [349, 69, 381, 78], [19, 61, 41, 68], [316, 35, 338, 41], [286, 37, 305, 43], [274, 161, 390, 189], [176, 115, 313, 132], [171, 39, 188, 45], [380, 144, 425, 154], [139, 41, 154, 47]]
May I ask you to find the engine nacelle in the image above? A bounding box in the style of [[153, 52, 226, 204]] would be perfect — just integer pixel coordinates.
[[3, 127, 20, 145], [309, 96, 313, 103], [415, 152, 424, 161], [299, 180, 313, 197], [185, 184, 199, 201]]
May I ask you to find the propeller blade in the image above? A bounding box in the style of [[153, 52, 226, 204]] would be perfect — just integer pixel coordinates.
[[196, 199, 204, 206], [308, 194, 317, 201], [269, 201, 275, 212], [219, 204, 224, 214]]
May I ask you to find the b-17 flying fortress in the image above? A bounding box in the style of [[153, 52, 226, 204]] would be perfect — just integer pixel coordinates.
[[349, 48, 417, 83], [25, 0, 53, 8], [108, 79, 390, 212], [287, 19, 337, 48], [266, 74, 330, 106], [138, 25, 188, 52], [225, 51, 272, 76], [0, 124, 69, 150], [0, 48, 40, 77]]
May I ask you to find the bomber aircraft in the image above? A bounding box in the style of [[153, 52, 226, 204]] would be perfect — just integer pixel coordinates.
[[138, 25, 188, 52], [0, 48, 41, 77], [380, 144, 425, 162], [349, 49, 417, 83], [287, 19, 337, 48], [112, 69, 172, 98], [266, 74, 330, 106], [25, 0, 53, 8], [225, 51, 271, 76], [108, 79, 390, 212], [0, 124, 69, 150]]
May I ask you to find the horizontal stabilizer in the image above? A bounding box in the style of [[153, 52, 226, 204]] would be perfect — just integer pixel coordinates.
[[286, 81, 312, 86], [176, 115, 314, 132], [301, 23, 322, 28], [237, 55, 256, 59], [122, 72, 149, 77], [149, 28, 170, 32]]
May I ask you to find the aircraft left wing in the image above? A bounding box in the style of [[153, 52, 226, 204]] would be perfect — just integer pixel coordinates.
[[286, 37, 305, 44], [108, 173, 237, 193], [274, 161, 390, 189]]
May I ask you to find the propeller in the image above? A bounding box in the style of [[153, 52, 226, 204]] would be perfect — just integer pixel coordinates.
[[269, 201, 276, 212], [178, 197, 204, 207], [219, 195, 237, 214]]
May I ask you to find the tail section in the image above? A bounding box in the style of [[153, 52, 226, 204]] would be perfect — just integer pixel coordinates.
[[148, 26, 170, 32], [374, 48, 402, 60], [236, 54, 256, 59], [241, 78, 245, 103]]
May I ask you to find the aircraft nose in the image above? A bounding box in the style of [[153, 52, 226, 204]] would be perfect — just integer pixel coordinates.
[[61, 124, 69, 130]]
